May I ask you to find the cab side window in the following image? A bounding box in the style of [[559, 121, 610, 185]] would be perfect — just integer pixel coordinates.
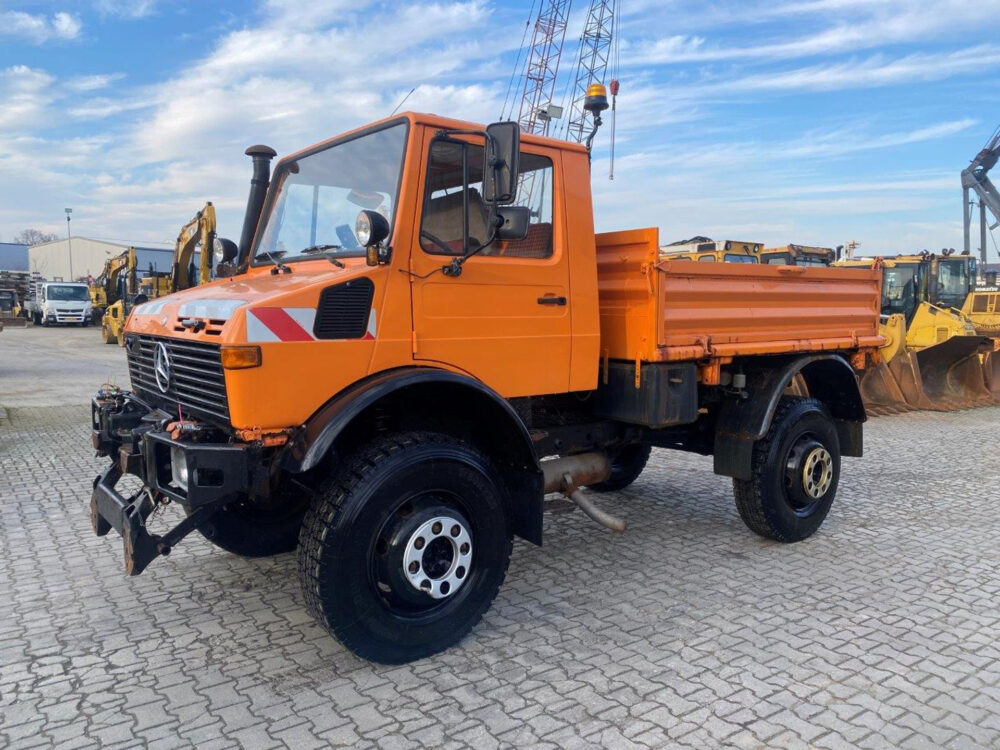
[[420, 139, 554, 259]]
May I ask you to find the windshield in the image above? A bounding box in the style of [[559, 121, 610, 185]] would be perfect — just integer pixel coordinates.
[[254, 122, 407, 264], [764, 254, 790, 265], [47, 285, 89, 302], [724, 253, 758, 264], [933, 259, 970, 308], [883, 264, 920, 323]]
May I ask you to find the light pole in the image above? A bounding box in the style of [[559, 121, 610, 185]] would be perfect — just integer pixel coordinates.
[[65, 208, 73, 280]]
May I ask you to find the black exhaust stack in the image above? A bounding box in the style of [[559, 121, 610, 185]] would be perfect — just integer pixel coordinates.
[[237, 144, 278, 267]]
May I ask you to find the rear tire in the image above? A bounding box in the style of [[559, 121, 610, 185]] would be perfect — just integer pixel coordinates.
[[733, 397, 840, 542], [588, 443, 652, 492], [298, 431, 512, 664]]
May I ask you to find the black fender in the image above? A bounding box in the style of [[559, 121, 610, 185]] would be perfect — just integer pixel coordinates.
[[713, 354, 866, 480], [283, 367, 544, 545]]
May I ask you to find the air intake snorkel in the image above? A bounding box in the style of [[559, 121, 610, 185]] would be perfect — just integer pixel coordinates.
[[237, 144, 278, 269]]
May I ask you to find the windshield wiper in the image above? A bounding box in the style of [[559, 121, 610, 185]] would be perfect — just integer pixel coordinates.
[[261, 249, 291, 274], [299, 245, 345, 268]]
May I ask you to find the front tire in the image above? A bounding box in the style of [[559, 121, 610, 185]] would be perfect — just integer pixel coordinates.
[[193, 492, 309, 557], [733, 398, 840, 542], [298, 432, 512, 664]]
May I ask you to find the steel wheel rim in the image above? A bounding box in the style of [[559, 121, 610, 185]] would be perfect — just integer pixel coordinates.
[[370, 493, 476, 618], [784, 434, 833, 515]]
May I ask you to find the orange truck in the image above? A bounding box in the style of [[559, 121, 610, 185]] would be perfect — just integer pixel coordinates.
[[90, 108, 883, 664]]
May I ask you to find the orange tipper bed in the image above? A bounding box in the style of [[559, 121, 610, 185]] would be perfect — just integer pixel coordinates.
[[596, 228, 883, 374]]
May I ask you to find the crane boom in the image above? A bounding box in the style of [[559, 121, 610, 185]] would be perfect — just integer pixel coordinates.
[[516, 0, 573, 136], [563, 0, 616, 144], [962, 126, 1000, 265]]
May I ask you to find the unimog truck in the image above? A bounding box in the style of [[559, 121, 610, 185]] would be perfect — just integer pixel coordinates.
[[90, 99, 884, 663]]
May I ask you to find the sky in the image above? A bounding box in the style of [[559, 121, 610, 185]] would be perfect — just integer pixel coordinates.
[[2, 0, 1000, 258]]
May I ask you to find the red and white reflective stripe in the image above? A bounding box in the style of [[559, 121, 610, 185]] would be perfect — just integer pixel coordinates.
[[246, 308, 316, 342], [245, 307, 379, 342]]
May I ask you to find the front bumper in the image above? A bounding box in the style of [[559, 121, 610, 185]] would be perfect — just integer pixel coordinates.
[[47, 310, 87, 324], [89, 388, 262, 575]]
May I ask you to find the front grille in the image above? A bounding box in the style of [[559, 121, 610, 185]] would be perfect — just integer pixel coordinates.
[[127, 335, 229, 423]]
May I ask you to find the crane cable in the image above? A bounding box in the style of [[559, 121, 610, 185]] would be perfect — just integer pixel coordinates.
[[608, 0, 621, 180]]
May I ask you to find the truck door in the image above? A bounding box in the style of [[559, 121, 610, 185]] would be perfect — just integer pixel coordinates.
[[408, 132, 572, 397]]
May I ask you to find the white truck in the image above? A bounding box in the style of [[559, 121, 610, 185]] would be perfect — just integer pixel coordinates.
[[26, 282, 92, 326]]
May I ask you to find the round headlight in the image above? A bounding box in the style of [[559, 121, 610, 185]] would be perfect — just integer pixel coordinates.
[[212, 237, 226, 266], [355, 209, 390, 248], [355, 211, 372, 247]]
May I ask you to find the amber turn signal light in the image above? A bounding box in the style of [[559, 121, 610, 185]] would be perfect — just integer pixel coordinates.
[[220, 345, 262, 369]]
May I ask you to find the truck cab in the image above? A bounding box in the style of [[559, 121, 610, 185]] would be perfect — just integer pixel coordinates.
[[30, 281, 92, 326], [90, 111, 880, 664]]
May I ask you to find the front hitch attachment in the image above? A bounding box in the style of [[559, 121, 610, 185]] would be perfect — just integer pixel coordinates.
[[90, 462, 215, 575]]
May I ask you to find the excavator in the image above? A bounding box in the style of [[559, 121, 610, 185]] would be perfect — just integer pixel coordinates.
[[834, 251, 999, 413], [960, 125, 1000, 336], [101, 203, 224, 344]]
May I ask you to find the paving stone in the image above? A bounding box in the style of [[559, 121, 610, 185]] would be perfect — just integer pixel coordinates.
[[2, 392, 1000, 747]]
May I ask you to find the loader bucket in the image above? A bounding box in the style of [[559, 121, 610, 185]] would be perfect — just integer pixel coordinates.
[[0, 315, 27, 328], [983, 348, 1000, 401], [912, 335, 994, 410], [858, 361, 914, 416]]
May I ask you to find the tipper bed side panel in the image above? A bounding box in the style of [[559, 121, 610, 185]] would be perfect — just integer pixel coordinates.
[[656, 261, 883, 360], [596, 228, 884, 363]]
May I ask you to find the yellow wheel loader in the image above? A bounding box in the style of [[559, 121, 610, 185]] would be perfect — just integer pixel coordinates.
[[835, 253, 998, 414]]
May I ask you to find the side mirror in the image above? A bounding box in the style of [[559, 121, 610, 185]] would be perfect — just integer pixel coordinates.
[[494, 206, 530, 241], [483, 121, 520, 205]]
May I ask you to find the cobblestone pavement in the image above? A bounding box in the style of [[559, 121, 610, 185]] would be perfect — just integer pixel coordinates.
[[2, 396, 1000, 748]]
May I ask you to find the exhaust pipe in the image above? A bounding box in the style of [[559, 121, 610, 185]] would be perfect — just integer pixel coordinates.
[[540, 452, 626, 534], [237, 144, 278, 267]]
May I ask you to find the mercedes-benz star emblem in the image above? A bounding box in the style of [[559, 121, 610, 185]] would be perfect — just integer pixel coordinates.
[[154, 342, 172, 393]]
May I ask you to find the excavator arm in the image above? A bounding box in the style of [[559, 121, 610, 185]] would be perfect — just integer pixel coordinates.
[[172, 202, 217, 292], [961, 127, 1000, 263]]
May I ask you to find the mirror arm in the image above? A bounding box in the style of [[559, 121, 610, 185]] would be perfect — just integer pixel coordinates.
[[442, 214, 502, 277]]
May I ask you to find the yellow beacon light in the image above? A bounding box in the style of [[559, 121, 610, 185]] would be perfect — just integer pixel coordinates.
[[584, 83, 609, 114]]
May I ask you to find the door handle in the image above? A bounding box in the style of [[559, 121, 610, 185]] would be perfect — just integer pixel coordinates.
[[537, 296, 567, 306]]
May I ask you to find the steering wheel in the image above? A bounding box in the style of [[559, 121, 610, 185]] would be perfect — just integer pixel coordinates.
[[420, 230, 458, 255]]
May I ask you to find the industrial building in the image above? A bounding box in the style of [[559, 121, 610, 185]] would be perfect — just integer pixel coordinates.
[[27, 238, 173, 282]]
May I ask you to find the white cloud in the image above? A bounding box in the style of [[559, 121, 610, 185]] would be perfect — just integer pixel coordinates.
[[65, 73, 126, 93], [95, 0, 158, 19], [0, 66, 56, 130], [0, 10, 81, 44], [671, 47, 1000, 94]]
